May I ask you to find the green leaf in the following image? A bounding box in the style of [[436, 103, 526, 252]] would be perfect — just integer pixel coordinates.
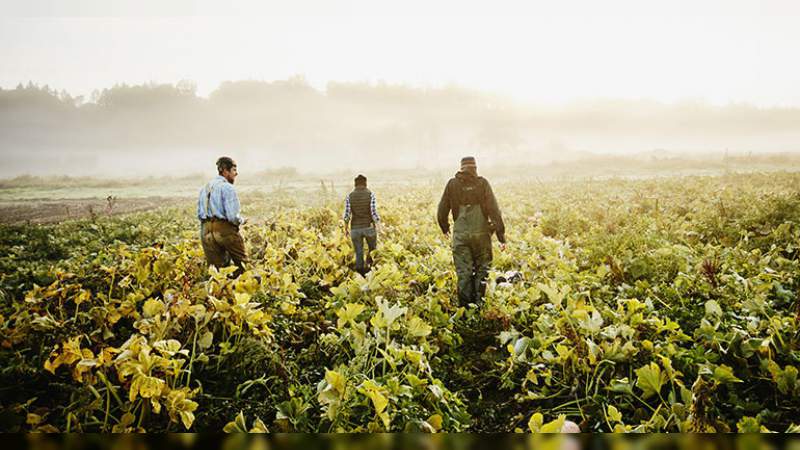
[[704, 300, 723, 318], [776, 365, 798, 395], [635, 362, 666, 399], [712, 364, 742, 384], [537, 283, 564, 308], [609, 378, 634, 395], [737, 416, 761, 433], [198, 331, 213, 350]]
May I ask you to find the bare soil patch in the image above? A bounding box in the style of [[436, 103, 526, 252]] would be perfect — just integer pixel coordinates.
[[0, 196, 189, 224]]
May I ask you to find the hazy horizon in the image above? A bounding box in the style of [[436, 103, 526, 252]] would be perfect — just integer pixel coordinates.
[[2, 0, 800, 177]]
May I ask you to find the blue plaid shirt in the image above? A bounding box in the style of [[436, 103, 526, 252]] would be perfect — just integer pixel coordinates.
[[197, 175, 242, 225]]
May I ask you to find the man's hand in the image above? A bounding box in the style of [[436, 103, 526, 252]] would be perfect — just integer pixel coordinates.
[[240, 216, 249, 226], [374, 222, 382, 236], [499, 242, 507, 252]]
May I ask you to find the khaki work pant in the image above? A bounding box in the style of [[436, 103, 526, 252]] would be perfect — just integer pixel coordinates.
[[201, 220, 247, 276]]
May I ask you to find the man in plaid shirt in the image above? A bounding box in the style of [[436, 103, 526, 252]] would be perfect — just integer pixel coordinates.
[[343, 174, 381, 275]]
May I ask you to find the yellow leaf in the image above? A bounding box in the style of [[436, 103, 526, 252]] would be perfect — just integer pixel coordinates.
[[189, 304, 207, 322], [336, 303, 365, 328], [153, 339, 182, 356], [99, 347, 120, 365], [360, 380, 390, 428], [198, 331, 214, 350], [427, 413, 443, 431], [142, 299, 165, 318], [249, 417, 268, 433], [134, 374, 165, 399], [528, 412, 544, 432], [367, 389, 388, 414], [73, 289, 91, 305], [26, 413, 42, 426], [234, 293, 251, 305], [35, 424, 60, 433], [607, 405, 622, 423], [281, 301, 297, 315], [325, 369, 347, 395], [179, 411, 195, 430], [407, 316, 432, 337], [370, 312, 387, 329], [540, 415, 566, 433], [44, 358, 56, 374]]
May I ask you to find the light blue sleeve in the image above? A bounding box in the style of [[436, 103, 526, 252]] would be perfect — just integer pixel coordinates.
[[197, 186, 206, 220], [221, 183, 242, 225]]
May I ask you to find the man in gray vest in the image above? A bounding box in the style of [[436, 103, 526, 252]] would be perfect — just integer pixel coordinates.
[[343, 174, 382, 275], [437, 156, 506, 306]]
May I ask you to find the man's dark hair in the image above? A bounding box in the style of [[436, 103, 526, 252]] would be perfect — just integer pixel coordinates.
[[217, 156, 236, 174], [354, 174, 367, 187]]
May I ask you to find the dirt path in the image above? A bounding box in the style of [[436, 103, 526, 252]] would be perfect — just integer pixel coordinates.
[[0, 196, 190, 225]]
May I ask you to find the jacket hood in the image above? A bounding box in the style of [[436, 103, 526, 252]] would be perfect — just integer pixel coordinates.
[[455, 169, 478, 181]]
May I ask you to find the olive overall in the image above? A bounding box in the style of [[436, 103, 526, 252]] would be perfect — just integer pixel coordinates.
[[452, 202, 493, 305], [448, 174, 496, 305], [438, 170, 505, 306]]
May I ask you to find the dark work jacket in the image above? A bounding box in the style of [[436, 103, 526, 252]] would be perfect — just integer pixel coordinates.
[[437, 171, 506, 243]]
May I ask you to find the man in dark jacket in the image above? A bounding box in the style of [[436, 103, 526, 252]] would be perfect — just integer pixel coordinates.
[[437, 156, 506, 305], [343, 174, 382, 275]]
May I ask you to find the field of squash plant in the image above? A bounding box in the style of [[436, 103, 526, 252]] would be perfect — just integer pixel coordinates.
[[0, 172, 799, 432]]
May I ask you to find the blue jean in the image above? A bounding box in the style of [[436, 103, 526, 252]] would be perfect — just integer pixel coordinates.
[[350, 226, 377, 273]]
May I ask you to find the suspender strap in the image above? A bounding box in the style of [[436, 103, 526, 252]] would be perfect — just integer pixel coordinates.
[[205, 181, 214, 218]]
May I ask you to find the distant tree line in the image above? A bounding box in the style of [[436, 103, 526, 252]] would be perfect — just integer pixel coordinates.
[[1, 78, 799, 160]]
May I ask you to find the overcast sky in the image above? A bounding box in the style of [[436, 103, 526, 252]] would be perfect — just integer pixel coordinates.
[[2, 0, 799, 107]]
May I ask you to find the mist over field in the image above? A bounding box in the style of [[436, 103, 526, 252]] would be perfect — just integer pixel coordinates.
[[2, 80, 800, 178], [4, 1, 800, 178]]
